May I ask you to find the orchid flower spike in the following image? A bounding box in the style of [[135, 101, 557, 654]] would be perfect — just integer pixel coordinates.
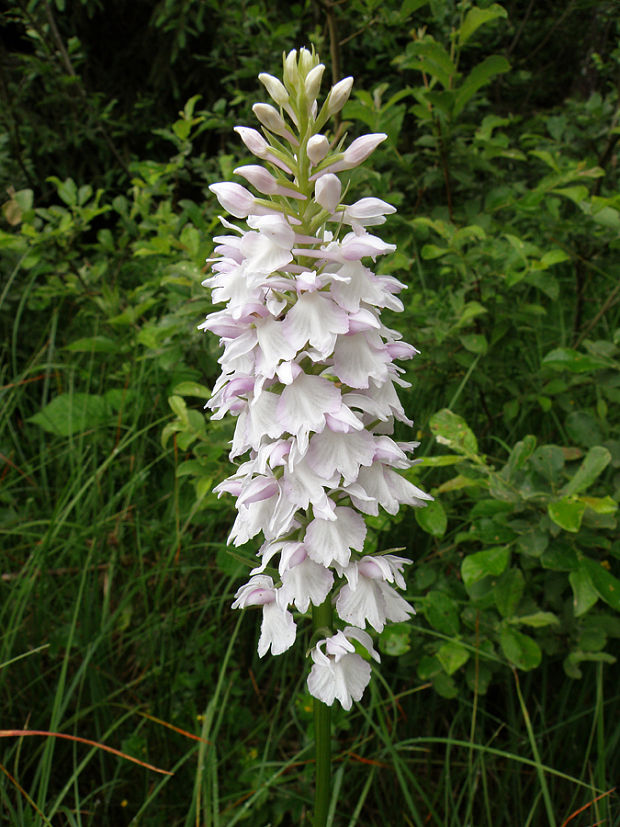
[[201, 47, 432, 710]]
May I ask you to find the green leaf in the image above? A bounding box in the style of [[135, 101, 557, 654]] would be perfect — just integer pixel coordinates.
[[417, 655, 441, 680], [579, 495, 618, 514], [460, 333, 488, 354], [415, 499, 447, 537], [499, 627, 541, 670], [541, 544, 578, 571], [430, 409, 478, 455], [416, 454, 464, 467], [401, 0, 430, 14], [379, 623, 411, 656], [548, 498, 586, 532], [47, 176, 77, 206], [562, 446, 611, 496], [565, 411, 603, 448], [494, 568, 524, 617], [403, 39, 458, 89], [540, 249, 570, 268], [425, 590, 460, 635], [458, 4, 507, 46], [530, 445, 565, 485], [64, 336, 119, 353], [514, 612, 560, 628], [172, 381, 212, 399], [564, 651, 616, 680], [437, 641, 469, 675], [457, 301, 487, 327], [453, 55, 510, 117], [421, 243, 449, 259], [553, 185, 589, 204], [579, 558, 620, 611], [542, 347, 607, 374], [462, 546, 510, 589], [431, 671, 458, 698], [28, 393, 112, 437], [569, 568, 599, 616], [168, 395, 189, 422]]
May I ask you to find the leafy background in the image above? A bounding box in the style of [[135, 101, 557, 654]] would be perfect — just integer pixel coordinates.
[[1, 0, 619, 824]]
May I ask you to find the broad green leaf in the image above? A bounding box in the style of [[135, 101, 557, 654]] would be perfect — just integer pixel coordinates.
[[579, 558, 620, 611], [28, 393, 112, 437], [173, 381, 212, 398], [569, 568, 599, 616], [453, 55, 510, 117], [540, 248, 570, 267], [542, 347, 607, 374], [460, 333, 488, 354], [462, 546, 510, 589], [564, 651, 616, 680], [458, 4, 507, 46], [530, 445, 565, 484], [430, 409, 478, 455], [457, 301, 487, 327], [47, 175, 77, 206], [379, 623, 411, 656], [592, 205, 620, 230], [562, 446, 611, 496], [168, 394, 188, 419], [415, 499, 447, 537], [579, 495, 618, 514], [64, 336, 119, 353], [176, 459, 205, 478], [417, 655, 441, 680], [421, 243, 449, 259], [541, 544, 578, 571], [499, 627, 541, 670], [425, 590, 460, 635], [494, 568, 524, 617], [466, 661, 492, 694], [516, 529, 549, 558], [195, 476, 213, 500], [514, 612, 559, 628], [401, 0, 429, 13], [548, 498, 586, 532], [553, 185, 588, 204], [403, 39, 458, 89], [437, 641, 469, 675], [565, 411, 603, 448], [437, 474, 484, 493], [507, 435, 537, 472], [432, 671, 458, 698]]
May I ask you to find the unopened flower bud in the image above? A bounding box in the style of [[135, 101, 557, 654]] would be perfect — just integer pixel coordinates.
[[209, 182, 255, 218], [298, 47, 314, 76], [234, 165, 304, 199], [315, 174, 341, 213], [311, 133, 387, 178], [327, 77, 354, 115], [343, 133, 387, 165], [234, 126, 269, 157], [307, 134, 330, 164], [283, 49, 298, 89], [259, 73, 290, 107], [253, 103, 298, 145], [304, 64, 325, 103]]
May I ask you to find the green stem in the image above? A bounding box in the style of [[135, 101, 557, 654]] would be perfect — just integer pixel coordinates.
[[312, 599, 333, 827]]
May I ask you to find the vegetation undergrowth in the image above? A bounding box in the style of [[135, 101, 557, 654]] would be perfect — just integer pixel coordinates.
[[1, 0, 619, 824]]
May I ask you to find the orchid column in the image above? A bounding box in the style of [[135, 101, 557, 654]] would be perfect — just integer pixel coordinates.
[[201, 47, 431, 825]]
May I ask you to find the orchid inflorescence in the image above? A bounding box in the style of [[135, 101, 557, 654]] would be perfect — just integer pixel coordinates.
[[201, 47, 432, 710]]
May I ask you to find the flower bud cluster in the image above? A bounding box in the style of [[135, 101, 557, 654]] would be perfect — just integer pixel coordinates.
[[201, 47, 432, 710]]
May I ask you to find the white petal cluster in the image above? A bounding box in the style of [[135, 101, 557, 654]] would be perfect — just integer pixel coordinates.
[[201, 47, 432, 709]]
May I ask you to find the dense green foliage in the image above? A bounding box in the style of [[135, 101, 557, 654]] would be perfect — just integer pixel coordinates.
[[1, 0, 619, 824]]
